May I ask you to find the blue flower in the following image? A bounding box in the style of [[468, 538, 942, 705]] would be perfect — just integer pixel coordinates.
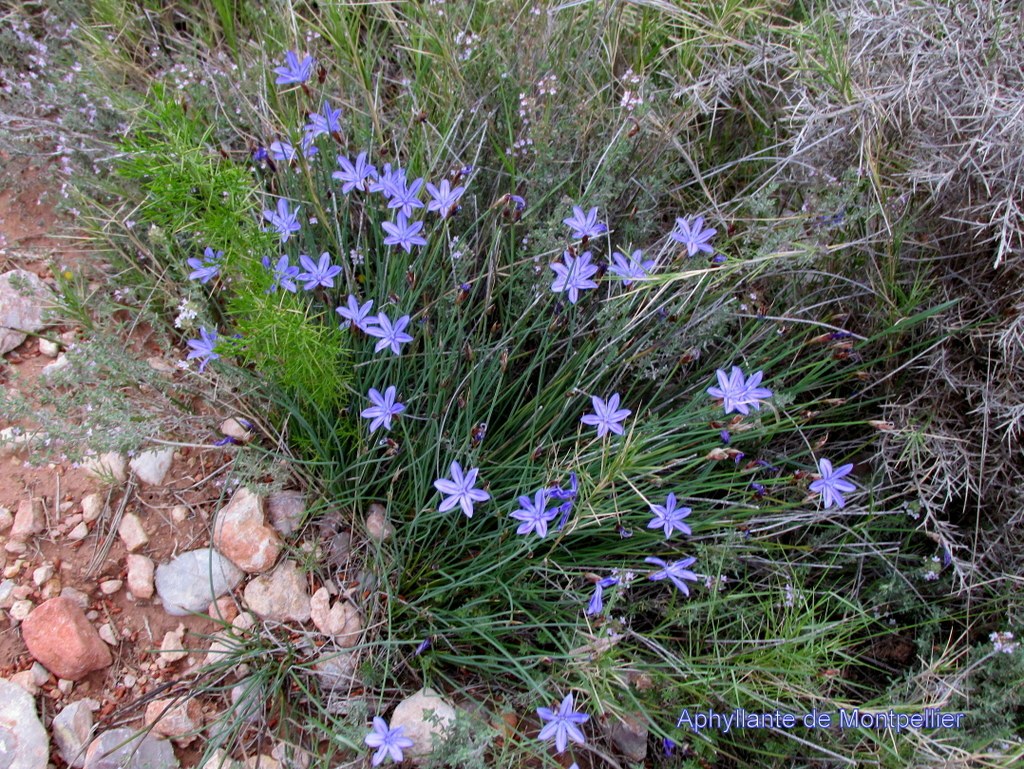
[[366, 312, 413, 356], [645, 555, 698, 596], [608, 248, 655, 286], [669, 215, 716, 257], [808, 458, 856, 509], [537, 693, 589, 754], [187, 247, 222, 284], [263, 255, 300, 293], [381, 214, 427, 253], [186, 327, 219, 372], [580, 393, 631, 438], [369, 163, 406, 198], [706, 366, 773, 415], [434, 461, 490, 518], [364, 717, 413, 766], [549, 472, 578, 530], [269, 139, 318, 162], [297, 252, 342, 290], [426, 179, 466, 219], [273, 51, 315, 86], [336, 295, 379, 333], [263, 198, 301, 243], [562, 205, 608, 240], [585, 576, 619, 616], [304, 101, 343, 139], [361, 386, 405, 433], [647, 493, 692, 539], [387, 177, 425, 218], [333, 152, 377, 194], [509, 488, 557, 538], [550, 250, 599, 305]]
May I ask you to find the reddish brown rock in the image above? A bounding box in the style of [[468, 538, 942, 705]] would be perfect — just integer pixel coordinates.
[[20, 597, 113, 680], [212, 488, 281, 573]]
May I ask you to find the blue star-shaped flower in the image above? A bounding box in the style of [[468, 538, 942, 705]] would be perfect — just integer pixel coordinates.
[[360, 386, 406, 433], [273, 51, 314, 86], [669, 215, 716, 257], [645, 555, 698, 596], [537, 693, 589, 754], [809, 458, 856, 509], [706, 366, 773, 415], [336, 295, 379, 333], [381, 213, 428, 253], [580, 393, 631, 438], [263, 198, 301, 243], [562, 205, 608, 239], [386, 177, 425, 218], [263, 255, 300, 293], [550, 250, 599, 305], [366, 312, 414, 356], [364, 717, 413, 766], [187, 247, 222, 284], [297, 252, 342, 290], [304, 101, 343, 139], [608, 248, 655, 286], [426, 179, 466, 219], [333, 152, 377, 194], [434, 461, 490, 518], [186, 327, 219, 372], [647, 492, 692, 539], [509, 488, 557, 538]]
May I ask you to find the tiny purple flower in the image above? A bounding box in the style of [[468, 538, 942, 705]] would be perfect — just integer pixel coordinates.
[[562, 205, 608, 240], [580, 393, 631, 438], [297, 252, 342, 290], [361, 386, 406, 433], [585, 576, 619, 616], [381, 213, 428, 253], [609, 249, 655, 286], [706, 366, 773, 415], [434, 461, 490, 518], [647, 493, 692, 539], [186, 327, 219, 372], [187, 247, 222, 284], [669, 215, 717, 257], [333, 152, 377, 194], [645, 555, 698, 596], [426, 179, 466, 219], [387, 177, 425, 218], [263, 198, 301, 243], [364, 717, 414, 766], [304, 101, 343, 139], [336, 295, 379, 333], [413, 637, 432, 656], [273, 51, 315, 86], [366, 312, 414, 356], [536, 693, 589, 754], [808, 458, 856, 509], [550, 250, 599, 305], [263, 255, 300, 293], [509, 488, 557, 538]]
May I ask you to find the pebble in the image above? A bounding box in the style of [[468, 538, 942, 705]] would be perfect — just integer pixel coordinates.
[[143, 698, 204, 746], [60, 586, 91, 608], [365, 503, 394, 542], [10, 599, 34, 621], [158, 624, 188, 666], [41, 354, 70, 377], [266, 491, 305, 537], [117, 513, 148, 552], [608, 712, 649, 762], [155, 548, 244, 617], [4, 540, 27, 555], [97, 624, 117, 646], [389, 688, 457, 764], [9, 670, 39, 695], [169, 505, 188, 523], [80, 494, 103, 523], [129, 448, 174, 486], [67, 522, 89, 541], [39, 338, 60, 357], [83, 728, 178, 769], [57, 679, 74, 695], [10, 497, 44, 542], [0, 506, 12, 530], [0, 268, 53, 355], [32, 565, 54, 586], [0, 677, 49, 769], [99, 580, 122, 595], [52, 700, 94, 768], [126, 554, 155, 600], [212, 488, 282, 573], [0, 578, 16, 608], [220, 418, 254, 443], [82, 452, 128, 485], [309, 588, 361, 647], [20, 597, 113, 680], [243, 560, 311, 623], [29, 662, 49, 686], [208, 595, 237, 623]]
